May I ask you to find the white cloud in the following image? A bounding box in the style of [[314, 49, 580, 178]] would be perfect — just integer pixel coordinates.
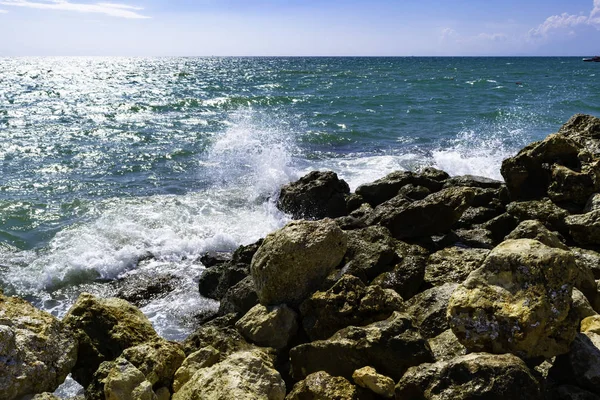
[[0, 0, 149, 19], [529, 1, 600, 39], [0, 8, 7, 12]]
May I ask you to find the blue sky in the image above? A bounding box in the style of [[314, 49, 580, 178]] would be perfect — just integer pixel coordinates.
[[0, 0, 599, 56]]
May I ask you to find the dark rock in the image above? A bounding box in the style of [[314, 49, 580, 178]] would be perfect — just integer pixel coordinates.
[[217, 276, 259, 317], [334, 215, 368, 230], [300, 275, 404, 341], [356, 170, 445, 207], [424, 247, 489, 287], [182, 313, 252, 358], [552, 385, 600, 400], [584, 193, 600, 213], [453, 228, 496, 249], [370, 187, 475, 239], [405, 283, 459, 338], [277, 170, 350, 220], [342, 226, 398, 283], [455, 206, 504, 229], [566, 211, 600, 246], [113, 272, 182, 308], [372, 254, 427, 301], [345, 193, 366, 214], [199, 252, 231, 268], [506, 199, 569, 232], [395, 353, 542, 400], [398, 184, 431, 200], [420, 167, 450, 182], [551, 332, 600, 396], [572, 247, 600, 280], [198, 261, 248, 301], [427, 329, 466, 362], [443, 174, 505, 190], [289, 312, 433, 381]]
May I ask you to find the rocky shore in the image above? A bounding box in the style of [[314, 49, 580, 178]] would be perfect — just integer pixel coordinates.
[[3, 114, 600, 399]]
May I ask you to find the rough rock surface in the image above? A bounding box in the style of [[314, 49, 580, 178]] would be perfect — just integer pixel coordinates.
[[448, 239, 578, 359], [120, 340, 185, 388], [235, 303, 298, 349], [172, 349, 286, 400], [286, 371, 365, 400], [299, 275, 404, 340], [369, 187, 475, 239], [352, 366, 395, 399], [0, 294, 78, 400], [342, 226, 398, 282], [506, 199, 569, 232], [427, 329, 467, 362], [172, 346, 220, 393], [62, 293, 160, 387], [565, 210, 600, 246], [558, 113, 600, 155], [406, 283, 459, 338], [552, 332, 600, 396], [251, 219, 347, 306], [182, 314, 251, 357], [505, 219, 568, 250], [581, 315, 600, 334], [424, 247, 489, 287], [87, 357, 157, 400], [290, 312, 433, 381], [217, 275, 259, 317], [277, 170, 350, 220], [395, 352, 542, 400]]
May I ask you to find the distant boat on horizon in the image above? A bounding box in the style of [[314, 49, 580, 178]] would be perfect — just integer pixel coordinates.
[[583, 56, 600, 62]]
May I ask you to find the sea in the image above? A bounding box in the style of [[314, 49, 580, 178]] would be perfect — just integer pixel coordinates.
[[0, 57, 598, 355]]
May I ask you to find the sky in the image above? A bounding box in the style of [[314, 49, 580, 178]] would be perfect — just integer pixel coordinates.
[[0, 0, 600, 56]]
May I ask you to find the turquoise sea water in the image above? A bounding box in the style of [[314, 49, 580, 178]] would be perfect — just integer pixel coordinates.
[[1, 57, 599, 341]]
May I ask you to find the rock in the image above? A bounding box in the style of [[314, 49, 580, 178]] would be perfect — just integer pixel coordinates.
[[584, 193, 600, 212], [251, 219, 347, 306], [453, 228, 496, 249], [553, 385, 600, 400], [581, 315, 600, 334], [198, 240, 262, 301], [345, 193, 366, 214], [172, 346, 220, 393], [551, 332, 600, 396], [112, 272, 182, 308], [199, 251, 231, 268], [120, 340, 185, 387], [277, 171, 350, 219], [505, 219, 568, 250], [289, 311, 433, 381], [217, 276, 259, 317], [398, 184, 431, 200], [456, 206, 503, 228], [342, 226, 398, 282], [507, 199, 569, 232], [30, 394, 63, 400], [87, 358, 157, 400], [572, 288, 598, 321], [501, 129, 600, 204], [356, 170, 445, 207], [427, 329, 466, 362], [406, 283, 458, 338], [370, 187, 475, 239], [572, 247, 600, 280], [443, 175, 505, 190], [448, 239, 578, 359], [352, 366, 395, 399], [395, 352, 542, 400], [558, 114, 600, 155], [300, 275, 404, 341], [172, 349, 286, 400], [481, 212, 519, 242], [235, 304, 298, 349], [63, 293, 160, 387], [371, 254, 427, 300], [0, 295, 78, 400], [424, 247, 489, 287], [182, 314, 251, 357], [565, 210, 600, 246], [286, 371, 364, 400]]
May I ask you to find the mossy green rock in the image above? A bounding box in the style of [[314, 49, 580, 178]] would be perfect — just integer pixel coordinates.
[[448, 239, 578, 359], [251, 219, 347, 306]]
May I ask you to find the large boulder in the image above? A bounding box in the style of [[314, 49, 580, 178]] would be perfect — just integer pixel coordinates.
[[369, 187, 475, 239], [501, 127, 600, 204], [277, 170, 350, 219], [251, 219, 347, 306], [217, 276, 259, 317], [506, 199, 569, 232], [286, 371, 368, 400], [172, 349, 286, 400], [565, 210, 600, 246], [85, 357, 157, 400], [424, 247, 489, 287], [505, 219, 568, 250], [356, 170, 446, 207], [448, 239, 578, 359], [235, 304, 298, 349], [558, 114, 600, 155], [183, 314, 251, 357], [352, 366, 395, 399], [299, 275, 404, 341], [372, 253, 427, 301], [172, 346, 220, 393], [395, 353, 542, 400], [0, 295, 78, 400], [62, 293, 160, 387], [427, 329, 466, 362], [289, 312, 433, 381], [120, 340, 185, 388]]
